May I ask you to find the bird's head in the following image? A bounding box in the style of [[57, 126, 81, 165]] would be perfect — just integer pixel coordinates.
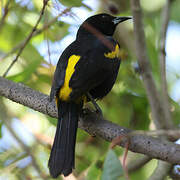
[[78, 13, 132, 37]]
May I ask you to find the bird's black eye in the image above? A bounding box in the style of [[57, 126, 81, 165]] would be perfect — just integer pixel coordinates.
[[102, 15, 106, 18]]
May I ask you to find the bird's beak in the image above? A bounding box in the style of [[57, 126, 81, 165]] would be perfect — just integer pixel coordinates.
[[112, 16, 132, 25]]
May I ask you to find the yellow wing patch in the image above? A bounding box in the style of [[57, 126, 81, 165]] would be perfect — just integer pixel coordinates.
[[59, 55, 81, 101], [104, 44, 121, 59]]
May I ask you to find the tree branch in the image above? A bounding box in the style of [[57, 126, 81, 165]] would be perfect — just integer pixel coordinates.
[[130, 0, 172, 129], [130, 0, 175, 178], [4, 120, 47, 179], [148, 161, 172, 180], [0, 76, 180, 164], [149, 1, 174, 179], [127, 156, 152, 174], [0, 7, 71, 62], [131, 129, 180, 140], [0, 0, 11, 32], [0, 101, 47, 179], [159, 0, 173, 128], [2, 0, 49, 77]]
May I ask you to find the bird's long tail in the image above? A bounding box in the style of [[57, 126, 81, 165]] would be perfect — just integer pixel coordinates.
[[48, 100, 79, 178]]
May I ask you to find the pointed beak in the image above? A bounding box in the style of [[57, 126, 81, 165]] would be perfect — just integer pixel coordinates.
[[112, 16, 132, 25]]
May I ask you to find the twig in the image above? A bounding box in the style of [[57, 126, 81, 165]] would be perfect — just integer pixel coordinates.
[[6, 125, 48, 179], [2, 0, 49, 77], [127, 156, 152, 173], [119, 155, 152, 178], [0, 7, 71, 62], [123, 141, 130, 180], [44, 10, 52, 66], [0, 76, 180, 164], [0, 101, 47, 179], [131, 129, 180, 140], [0, 0, 11, 32], [1, 153, 28, 173], [148, 161, 172, 180], [159, 0, 173, 128]]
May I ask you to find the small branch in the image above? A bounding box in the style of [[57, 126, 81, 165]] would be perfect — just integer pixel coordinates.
[[0, 0, 11, 32], [148, 161, 172, 180], [159, 0, 173, 128], [0, 76, 180, 164], [2, 0, 49, 77], [1, 153, 28, 173], [0, 7, 71, 62], [0, 102, 46, 179], [5, 122, 47, 179], [132, 129, 180, 141], [127, 156, 152, 173]]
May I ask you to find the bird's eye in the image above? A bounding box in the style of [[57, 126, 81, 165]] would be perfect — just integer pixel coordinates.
[[102, 15, 106, 18]]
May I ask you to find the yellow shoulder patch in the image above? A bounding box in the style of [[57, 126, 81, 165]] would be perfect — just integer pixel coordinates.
[[104, 44, 121, 59], [59, 55, 81, 101]]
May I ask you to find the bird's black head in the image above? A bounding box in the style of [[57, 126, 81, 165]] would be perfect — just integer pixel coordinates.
[[77, 13, 131, 37]]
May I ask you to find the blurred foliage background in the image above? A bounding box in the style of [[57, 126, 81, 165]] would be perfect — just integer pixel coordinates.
[[0, 0, 180, 179]]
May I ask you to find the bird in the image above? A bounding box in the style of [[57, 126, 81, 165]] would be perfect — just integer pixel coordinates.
[[48, 13, 131, 178]]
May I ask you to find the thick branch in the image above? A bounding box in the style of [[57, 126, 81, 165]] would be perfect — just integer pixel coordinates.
[[0, 77, 180, 164], [159, 0, 173, 128], [130, 0, 171, 129], [130, 1, 174, 178], [148, 1, 174, 179]]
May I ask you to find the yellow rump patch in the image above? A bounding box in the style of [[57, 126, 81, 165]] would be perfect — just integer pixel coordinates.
[[59, 55, 81, 101], [104, 44, 121, 59]]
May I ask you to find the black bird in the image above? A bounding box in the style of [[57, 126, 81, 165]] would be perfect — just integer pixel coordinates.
[[49, 13, 131, 178]]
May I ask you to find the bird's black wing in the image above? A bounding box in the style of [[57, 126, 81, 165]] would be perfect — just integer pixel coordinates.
[[49, 41, 78, 101], [69, 37, 120, 100]]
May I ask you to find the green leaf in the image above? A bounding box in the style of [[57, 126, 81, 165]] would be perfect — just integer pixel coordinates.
[[59, 0, 83, 7], [7, 44, 43, 83], [101, 149, 123, 180], [8, 58, 42, 83], [86, 162, 101, 180], [46, 22, 70, 42], [47, 116, 57, 126], [171, 0, 180, 22]]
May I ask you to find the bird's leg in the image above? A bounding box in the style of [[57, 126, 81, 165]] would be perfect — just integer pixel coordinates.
[[86, 93, 103, 116]]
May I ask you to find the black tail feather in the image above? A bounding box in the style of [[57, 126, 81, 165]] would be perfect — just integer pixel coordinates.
[[48, 100, 79, 178]]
